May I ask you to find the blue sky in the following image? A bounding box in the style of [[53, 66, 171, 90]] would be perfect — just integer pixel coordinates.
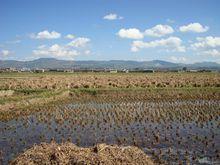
[[0, 0, 220, 63]]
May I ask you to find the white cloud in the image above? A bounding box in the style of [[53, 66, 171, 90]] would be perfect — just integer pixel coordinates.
[[202, 49, 220, 57], [38, 45, 46, 49], [190, 36, 220, 58], [103, 13, 123, 20], [179, 23, 209, 33], [33, 44, 79, 60], [144, 24, 174, 37], [84, 50, 91, 55], [0, 50, 10, 57], [170, 56, 187, 63], [191, 36, 220, 49], [33, 36, 91, 60], [118, 25, 173, 39], [65, 34, 75, 39], [31, 30, 61, 39], [118, 28, 144, 39], [131, 37, 185, 52], [68, 37, 91, 47]]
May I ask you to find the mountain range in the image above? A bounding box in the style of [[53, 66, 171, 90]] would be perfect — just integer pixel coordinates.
[[0, 58, 220, 70]]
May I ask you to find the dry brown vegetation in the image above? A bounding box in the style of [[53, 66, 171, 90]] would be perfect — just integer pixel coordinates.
[[1, 89, 219, 164], [0, 72, 219, 164], [10, 142, 154, 165], [1, 88, 219, 121], [0, 72, 219, 90]]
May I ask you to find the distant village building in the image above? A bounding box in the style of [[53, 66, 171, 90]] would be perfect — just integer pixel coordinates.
[[0, 67, 19, 72], [122, 69, 129, 73], [189, 69, 198, 73], [109, 69, 118, 73], [20, 68, 31, 72], [34, 69, 45, 73]]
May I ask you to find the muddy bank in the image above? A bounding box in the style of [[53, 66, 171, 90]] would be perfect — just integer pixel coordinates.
[[10, 142, 155, 165]]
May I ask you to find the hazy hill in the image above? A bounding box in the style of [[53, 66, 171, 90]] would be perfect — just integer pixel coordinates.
[[0, 58, 220, 70]]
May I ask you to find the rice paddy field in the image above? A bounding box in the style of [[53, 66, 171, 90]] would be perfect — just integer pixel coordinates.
[[0, 72, 220, 164]]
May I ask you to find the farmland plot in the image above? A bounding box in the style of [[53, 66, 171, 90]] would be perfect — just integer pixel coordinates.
[[0, 89, 219, 164]]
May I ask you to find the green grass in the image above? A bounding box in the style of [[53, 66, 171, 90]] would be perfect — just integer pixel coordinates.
[[0, 89, 62, 105], [75, 88, 98, 95], [14, 89, 47, 95], [1, 87, 219, 121]]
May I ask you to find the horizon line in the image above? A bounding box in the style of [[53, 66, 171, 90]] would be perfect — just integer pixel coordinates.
[[0, 57, 219, 65]]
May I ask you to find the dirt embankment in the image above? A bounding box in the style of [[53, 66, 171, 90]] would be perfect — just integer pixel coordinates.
[[10, 142, 155, 165]]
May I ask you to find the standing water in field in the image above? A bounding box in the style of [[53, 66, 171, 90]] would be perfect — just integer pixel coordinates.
[[0, 90, 220, 164]]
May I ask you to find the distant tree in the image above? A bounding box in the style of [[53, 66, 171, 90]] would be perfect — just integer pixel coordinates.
[[182, 67, 187, 71]]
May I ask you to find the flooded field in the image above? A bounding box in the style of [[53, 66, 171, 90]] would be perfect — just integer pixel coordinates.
[[0, 89, 220, 164]]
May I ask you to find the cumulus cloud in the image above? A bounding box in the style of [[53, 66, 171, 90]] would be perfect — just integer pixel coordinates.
[[103, 13, 123, 20], [170, 56, 187, 63], [0, 50, 11, 57], [31, 30, 61, 39], [144, 24, 174, 37], [191, 36, 220, 49], [33, 36, 91, 59], [202, 49, 220, 57], [131, 37, 185, 52], [65, 34, 75, 39], [118, 28, 144, 39], [68, 37, 91, 47], [118, 25, 174, 39], [33, 44, 79, 60], [179, 23, 209, 33], [190, 36, 220, 58]]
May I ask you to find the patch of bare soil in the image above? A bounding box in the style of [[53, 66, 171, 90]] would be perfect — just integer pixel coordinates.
[[10, 142, 155, 165]]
